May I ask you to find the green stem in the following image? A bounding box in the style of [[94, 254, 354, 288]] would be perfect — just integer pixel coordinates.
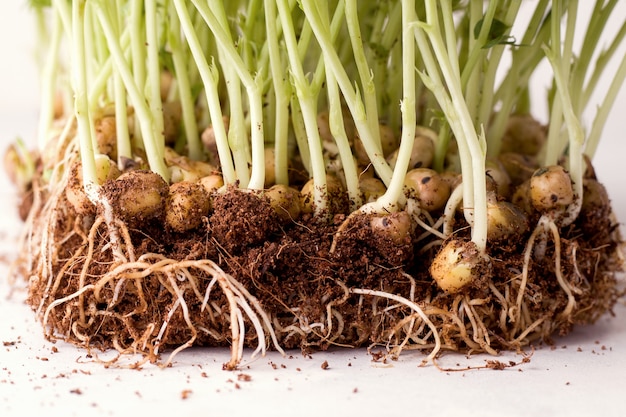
[[264, 0, 290, 185], [111, 0, 132, 164], [544, 0, 583, 226], [366, 0, 416, 214], [345, 0, 381, 150], [94, 0, 170, 182], [414, 0, 488, 253], [172, 0, 235, 184], [130, 0, 146, 145], [301, 0, 393, 188], [37, 10, 63, 152], [72, 0, 98, 200], [191, 0, 266, 190], [145, 0, 166, 164], [278, 0, 327, 215], [585, 52, 626, 158], [167, 0, 202, 161]]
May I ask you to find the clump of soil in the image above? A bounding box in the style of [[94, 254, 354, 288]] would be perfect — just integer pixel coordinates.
[[13, 150, 624, 368]]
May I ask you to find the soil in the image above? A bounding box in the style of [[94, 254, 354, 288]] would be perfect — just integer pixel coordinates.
[[14, 159, 624, 366]]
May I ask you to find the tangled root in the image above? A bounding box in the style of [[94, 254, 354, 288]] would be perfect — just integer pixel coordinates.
[[12, 156, 624, 368]]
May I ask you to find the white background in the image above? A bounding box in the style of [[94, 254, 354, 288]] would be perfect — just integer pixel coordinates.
[[1, 2, 625, 417]]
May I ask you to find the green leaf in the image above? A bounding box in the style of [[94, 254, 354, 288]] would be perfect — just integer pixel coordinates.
[[474, 17, 518, 49], [159, 48, 175, 74]]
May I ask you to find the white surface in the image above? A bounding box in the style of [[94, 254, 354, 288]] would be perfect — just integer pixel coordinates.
[[1, 3, 626, 417]]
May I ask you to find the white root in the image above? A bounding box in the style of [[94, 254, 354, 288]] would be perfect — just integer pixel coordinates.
[[442, 182, 464, 237], [515, 214, 579, 337], [349, 288, 441, 361], [43, 284, 96, 332]]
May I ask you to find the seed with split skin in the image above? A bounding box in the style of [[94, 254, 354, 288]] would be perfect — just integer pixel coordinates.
[[201, 116, 230, 167], [111, 170, 169, 222], [199, 174, 224, 195], [264, 184, 301, 223], [530, 165, 574, 212], [165, 147, 216, 183], [403, 168, 450, 212], [359, 177, 387, 203], [165, 181, 211, 232], [354, 123, 398, 165], [386, 126, 436, 170], [66, 156, 121, 215], [300, 174, 344, 214], [485, 158, 511, 198], [501, 114, 546, 156], [429, 240, 490, 294], [498, 152, 538, 186], [264, 147, 277, 188], [370, 211, 412, 245], [486, 194, 529, 242]]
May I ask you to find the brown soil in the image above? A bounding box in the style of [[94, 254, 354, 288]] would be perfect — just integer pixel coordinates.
[[15, 161, 624, 368]]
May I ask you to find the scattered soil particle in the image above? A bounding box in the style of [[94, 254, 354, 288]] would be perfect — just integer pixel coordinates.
[[321, 360, 329, 370], [237, 373, 252, 382]]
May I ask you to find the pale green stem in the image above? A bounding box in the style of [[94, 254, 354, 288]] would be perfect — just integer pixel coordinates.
[[278, 0, 327, 215], [477, 1, 521, 131], [72, 0, 98, 200], [290, 96, 312, 175], [543, 91, 565, 167], [544, 0, 583, 226], [316, 3, 361, 211], [37, 10, 63, 152], [130, 0, 146, 145], [586, 52, 626, 158], [301, 0, 394, 188], [211, 0, 251, 187], [345, 0, 381, 149], [168, 0, 202, 161], [264, 0, 290, 185], [191, 0, 266, 190], [326, 68, 363, 211], [94, 1, 170, 182], [172, 0, 236, 184], [414, 0, 488, 253], [111, 0, 132, 164], [145, 0, 166, 163], [364, 0, 416, 214], [441, 0, 461, 80]]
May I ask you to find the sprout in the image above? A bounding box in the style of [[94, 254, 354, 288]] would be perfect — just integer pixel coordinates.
[[264, 184, 301, 223], [529, 165, 574, 213], [11, 0, 626, 366], [165, 182, 211, 232], [429, 240, 491, 294], [370, 211, 412, 245], [403, 168, 451, 212], [105, 170, 169, 224]]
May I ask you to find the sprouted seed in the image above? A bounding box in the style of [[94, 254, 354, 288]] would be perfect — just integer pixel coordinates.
[[5, 0, 625, 369]]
